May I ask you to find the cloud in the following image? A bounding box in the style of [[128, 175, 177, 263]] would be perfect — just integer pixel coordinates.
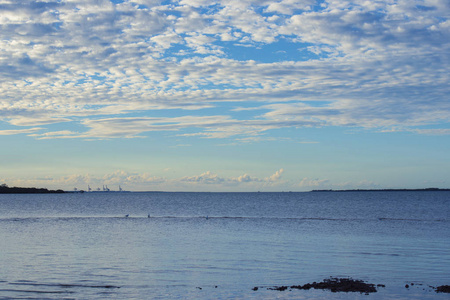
[[298, 177, 330, 188], [4, 170, 168, 191], [29, 130, 81, 139], [297, 177, 381, 190], [265, 0, 315, 15], [8, 116, 72, 126], [180, 169, 284, 186], [25, 113, 320, 140], [411, 128, 450, 135], [0, 127, 43, 135], [267, 168, 283, 182], [102, 170, 166, 185], [0, 0, 448, 141], [2, 169, 285, 191], [181, 171, 225, 184]]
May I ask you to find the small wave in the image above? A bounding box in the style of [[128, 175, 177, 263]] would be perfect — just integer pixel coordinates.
[[0, 298, 71, 300], [377, 217, 446, 222], [357, 252, 401, 257], [9, 282, 120, 289], [0, 288, 74, 294], [0, 216, 447, 222]]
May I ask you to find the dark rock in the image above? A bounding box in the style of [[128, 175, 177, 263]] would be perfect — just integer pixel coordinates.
[[288, 278, 379, 294], [268, 286, 288, 291], [436, 285, 450, 293]]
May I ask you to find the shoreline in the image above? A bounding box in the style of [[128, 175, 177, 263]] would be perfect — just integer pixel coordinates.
[[1, 183, 450, 194], [311, 188, 450, 192]]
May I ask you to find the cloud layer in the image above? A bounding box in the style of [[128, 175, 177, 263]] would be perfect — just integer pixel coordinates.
[[1, 169, 286, 191], [0, 0, 449, 139]]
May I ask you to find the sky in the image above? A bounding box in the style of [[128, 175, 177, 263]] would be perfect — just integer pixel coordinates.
[[0, 0, 449, 192]]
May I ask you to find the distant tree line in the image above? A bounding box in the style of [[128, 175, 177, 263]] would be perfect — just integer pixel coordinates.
[[0, 184, 65, 194], [311, 188, 450, 192]]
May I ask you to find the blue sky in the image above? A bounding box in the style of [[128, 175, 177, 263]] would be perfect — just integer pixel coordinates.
[[0, 0, 449, 191]]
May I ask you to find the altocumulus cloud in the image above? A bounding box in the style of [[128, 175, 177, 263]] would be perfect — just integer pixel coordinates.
[[0, 0, 449, 139]]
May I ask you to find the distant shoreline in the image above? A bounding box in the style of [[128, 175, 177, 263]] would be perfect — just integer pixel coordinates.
[[0, 184, 65, 194], [311, 188, 450, 192], [1, 184, 449, 194]]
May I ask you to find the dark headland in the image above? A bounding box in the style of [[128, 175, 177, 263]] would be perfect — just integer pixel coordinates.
[[0, 184, 65, 194]]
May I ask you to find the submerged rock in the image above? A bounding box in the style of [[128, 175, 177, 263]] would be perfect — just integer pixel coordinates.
[[436, 285, 450, 293], [268, 286, 288, 291]]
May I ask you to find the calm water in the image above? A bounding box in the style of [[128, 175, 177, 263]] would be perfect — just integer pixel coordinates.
[[0, 191, 449, 299]]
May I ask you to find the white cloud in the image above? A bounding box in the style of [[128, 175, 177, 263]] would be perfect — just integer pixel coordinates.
[[265, 0, 314, 15], [0, 127, 43, 135], [8, 117, 72, 127], [411, 128, 450, 135], [4, 170, 168, 191], [267, 168, 283, 182], [297, 177, 380, 190], [298, 177, 330, 188], [181, 171, 225, 184], [0, 0, 448, 141], [181, 169, 284, 186], [1, 169, 286, 191], [29, 130, 80, 139]]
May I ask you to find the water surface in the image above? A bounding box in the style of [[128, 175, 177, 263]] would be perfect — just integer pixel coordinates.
[[0, 191, 449, 299]]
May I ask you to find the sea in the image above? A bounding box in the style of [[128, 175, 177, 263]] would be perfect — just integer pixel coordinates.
[[0, 191, 449, 299]]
